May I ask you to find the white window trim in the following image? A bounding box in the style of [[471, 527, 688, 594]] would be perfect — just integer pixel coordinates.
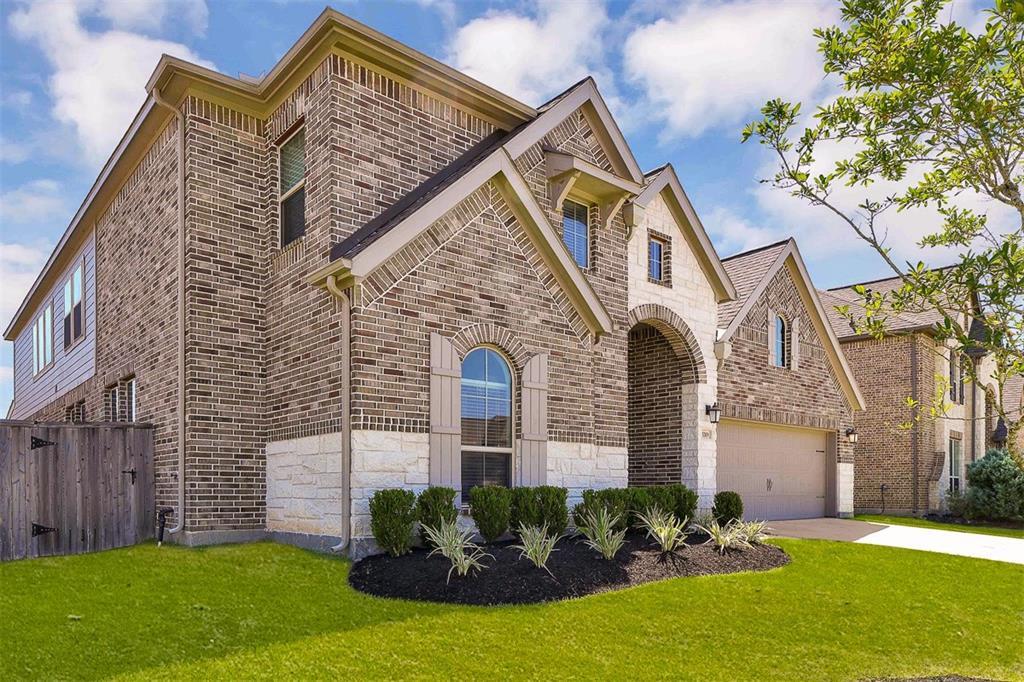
[[127, 377, 137, 422], [32, 303, 54, 378], [460, 345, 517, 503], [561, 197, 592, 270], [63, 258, 87, 352], [775, 314, 789, 369], [277, 125, 306, 248]]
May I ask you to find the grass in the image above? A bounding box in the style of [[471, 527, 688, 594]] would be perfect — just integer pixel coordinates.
[[856, 513, 1024, 539], [1, 540, 1021, 681]]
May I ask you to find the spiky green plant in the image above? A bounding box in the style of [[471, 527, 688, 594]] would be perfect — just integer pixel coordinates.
[[696, 519, 751, 555], [512, 523, 560, 576], [421, 519, 492, 583], [731, 520, 771, 545], [636, 506, 689, 554], [576, 506, 627, 560]]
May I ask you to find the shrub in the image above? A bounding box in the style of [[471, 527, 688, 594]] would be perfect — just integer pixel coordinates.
[[422, 518, 492, 583], [731, 519, 770, 545], [416, 486, 458, 547], [535, 486, 569, 536], [510, 487, 541, 531], [636, 506, 689, 553], [573, 488, 631, 531], [469, 485, 512, 542], [625, 488, 654, 523], [645, 484, 699, 524], [963, 449, 1024, 521], [512, 524, 560, 575], [698, 519, 750, 554], [576, 506, 627, 560], [713, 491, 744, 525], [369, 488, 417, 557]]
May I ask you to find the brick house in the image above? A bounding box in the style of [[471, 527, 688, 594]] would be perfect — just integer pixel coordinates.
[[715, 240, 864, 519], [819, 274, 990, 514], [6, 9, 860, 553]]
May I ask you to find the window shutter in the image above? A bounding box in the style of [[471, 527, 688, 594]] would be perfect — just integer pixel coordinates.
[[767, 308, 776, 366], [429, 333, 461, 494], [791, 316, 800, 371], [519, 352, 548, 486]]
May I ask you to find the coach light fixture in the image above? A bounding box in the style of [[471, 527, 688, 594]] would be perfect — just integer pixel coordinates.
[[846, 428, 859, 444], [705, 403, 721, 424]]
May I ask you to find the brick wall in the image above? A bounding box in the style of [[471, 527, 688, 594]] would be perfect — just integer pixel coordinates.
[[627, 323, 683, 485], [718, 264, 856, 464]]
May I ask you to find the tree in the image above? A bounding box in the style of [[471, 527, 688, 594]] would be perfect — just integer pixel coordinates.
[[742, 0, 1024, 462]]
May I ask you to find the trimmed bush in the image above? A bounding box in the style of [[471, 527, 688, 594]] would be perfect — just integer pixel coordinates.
[[469, 485, 512, 542], [416, 486, 458, 547], [510, 487, 541, 531], [535, 486, 569, 536], [713, 491, 744, 525], [963, 449, 1024, 521], [573, 488, 630, 531], [645, 484, 698, 523], [369, 488, 417, 557]]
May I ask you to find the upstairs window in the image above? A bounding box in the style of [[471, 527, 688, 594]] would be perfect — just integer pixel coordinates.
[[32, 304, 53, 376], [949, 352, 965, 405], [774, 314, 788, 368], [562, 199, 590, 268], [461, 347, 513, 502], [63, 261, 85, 349], [279, 127, 306, 247], [648, 235, 666, 282], [126, 377, 137, 422]]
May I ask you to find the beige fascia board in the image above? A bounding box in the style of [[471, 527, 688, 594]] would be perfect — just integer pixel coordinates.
[[634, 165, 736, 303], [343, 149, 612, 337], [305, 257, 354, 288], [784, 250, 867, 412], [147, 9, 535, 130], [5, 96, 168, 340], [504, 79, 643, 183]]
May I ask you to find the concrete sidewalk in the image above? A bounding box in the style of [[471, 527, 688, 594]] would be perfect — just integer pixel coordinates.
[[769, 518, 1024, 565]]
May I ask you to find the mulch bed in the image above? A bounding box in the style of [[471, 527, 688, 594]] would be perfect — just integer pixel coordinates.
[[349, 531, 790, 605]]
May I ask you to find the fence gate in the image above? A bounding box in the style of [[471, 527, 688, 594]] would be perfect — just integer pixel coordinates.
[[0, 421, 155, 562]]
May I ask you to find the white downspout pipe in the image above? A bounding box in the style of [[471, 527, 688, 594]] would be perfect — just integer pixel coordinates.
[[326, 275, 352, 553], [152, 88, 187, 537]]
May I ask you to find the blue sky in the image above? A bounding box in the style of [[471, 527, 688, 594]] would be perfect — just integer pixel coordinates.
[[0, 0, 1000, 414]]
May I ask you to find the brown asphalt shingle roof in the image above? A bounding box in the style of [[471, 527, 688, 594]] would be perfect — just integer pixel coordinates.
[[717, 239, 790, 328], [820, 272, 948, 340]]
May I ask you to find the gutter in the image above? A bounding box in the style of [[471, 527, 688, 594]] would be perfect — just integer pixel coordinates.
[[152, 88, 188, 536], [325, 275, 352, 553]]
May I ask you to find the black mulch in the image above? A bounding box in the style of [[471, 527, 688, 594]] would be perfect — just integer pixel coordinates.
[[348, 531, 790, 605]]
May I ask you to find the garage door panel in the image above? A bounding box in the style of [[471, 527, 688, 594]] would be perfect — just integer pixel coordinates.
[[717, 420, 827, 521]]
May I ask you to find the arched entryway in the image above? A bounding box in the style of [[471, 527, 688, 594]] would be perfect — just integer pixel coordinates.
[[626, 304, 705, 488]]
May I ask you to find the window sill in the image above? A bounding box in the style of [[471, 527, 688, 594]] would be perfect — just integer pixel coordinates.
[[31, 362, 55, 382], [647, 276, 671, 288]]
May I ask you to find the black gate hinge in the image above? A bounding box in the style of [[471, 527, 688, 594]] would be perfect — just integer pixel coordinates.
[[31, 436, 58, 450], [32, 523, 58, 537]]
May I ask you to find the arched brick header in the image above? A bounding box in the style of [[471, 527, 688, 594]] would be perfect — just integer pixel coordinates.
[[627, 303, 707, 383], [449, 323, 531, 370]]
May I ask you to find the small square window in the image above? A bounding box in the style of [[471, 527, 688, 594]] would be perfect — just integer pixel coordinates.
[[279, 128, 306, 247], [648, 237, 665, 281], [562, 200, 590, 268]]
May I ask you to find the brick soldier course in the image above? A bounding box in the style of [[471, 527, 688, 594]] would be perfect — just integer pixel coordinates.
[[5, 9, 866, 553]]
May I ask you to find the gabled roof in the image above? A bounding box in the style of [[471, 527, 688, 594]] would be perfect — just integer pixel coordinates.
[[718, 238, 866, 411], [631, 164, 736, 303]]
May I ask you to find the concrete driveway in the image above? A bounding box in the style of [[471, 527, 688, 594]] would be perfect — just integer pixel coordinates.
[[769, 518, 1024, 565]]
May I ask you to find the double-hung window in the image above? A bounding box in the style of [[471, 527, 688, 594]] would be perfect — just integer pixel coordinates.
[[561, 199, 590, 268], [948, 437, 962, 493], [648, 236, 666, 282], [460, 347, 513, 502], [774, 315, 788, 368], [279, 128, 306, 247], [63, 261, 84, 349], [32, 305, 53, 376]]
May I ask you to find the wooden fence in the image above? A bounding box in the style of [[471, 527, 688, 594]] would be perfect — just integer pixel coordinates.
[[0, 421, 155, 562]]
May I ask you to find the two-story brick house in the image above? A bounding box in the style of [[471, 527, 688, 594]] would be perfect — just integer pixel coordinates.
[[819, 275, 989, 514], [5, 9, 858, 553]]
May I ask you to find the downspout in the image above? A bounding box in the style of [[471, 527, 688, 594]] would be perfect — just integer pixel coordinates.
[[152, 88, 187, 536], [326, 275, 352, 553]]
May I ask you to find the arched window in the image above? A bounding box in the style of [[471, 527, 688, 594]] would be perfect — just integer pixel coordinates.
[[461, 347, 513, 500], [774, 314, 788, 368]]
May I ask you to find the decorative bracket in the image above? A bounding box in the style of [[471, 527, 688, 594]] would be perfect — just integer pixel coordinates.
[[547, 170, 580, 213]]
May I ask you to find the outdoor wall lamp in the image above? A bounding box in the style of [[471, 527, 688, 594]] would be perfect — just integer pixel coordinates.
[[705, 403, 721, 424], [846, 428, 859, 444]]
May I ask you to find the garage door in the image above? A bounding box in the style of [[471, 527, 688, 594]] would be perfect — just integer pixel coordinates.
[[717, 420, 829, 520]]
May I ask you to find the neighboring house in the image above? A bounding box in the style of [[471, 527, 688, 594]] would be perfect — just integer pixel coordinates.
[[819, 274, 989, 515], [4, 9, 865, 554], [716, 239, 864, 520]]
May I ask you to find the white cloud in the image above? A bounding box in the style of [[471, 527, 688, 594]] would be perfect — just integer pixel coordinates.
[[448, 0, 611, 106], [98, 0, 208, 35], [704, 205, 784, 257], [623, 0, 840, 138], [0, 180, 68, 225], [0, 241, 48, 331], [2, 89, 33, 108], [8, 0, 214, 167], [0, 136, 31, 164]]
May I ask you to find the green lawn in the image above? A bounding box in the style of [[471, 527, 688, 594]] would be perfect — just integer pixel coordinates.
[[1, 541, 1021, 681], [856, 514, 1024, 539]]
